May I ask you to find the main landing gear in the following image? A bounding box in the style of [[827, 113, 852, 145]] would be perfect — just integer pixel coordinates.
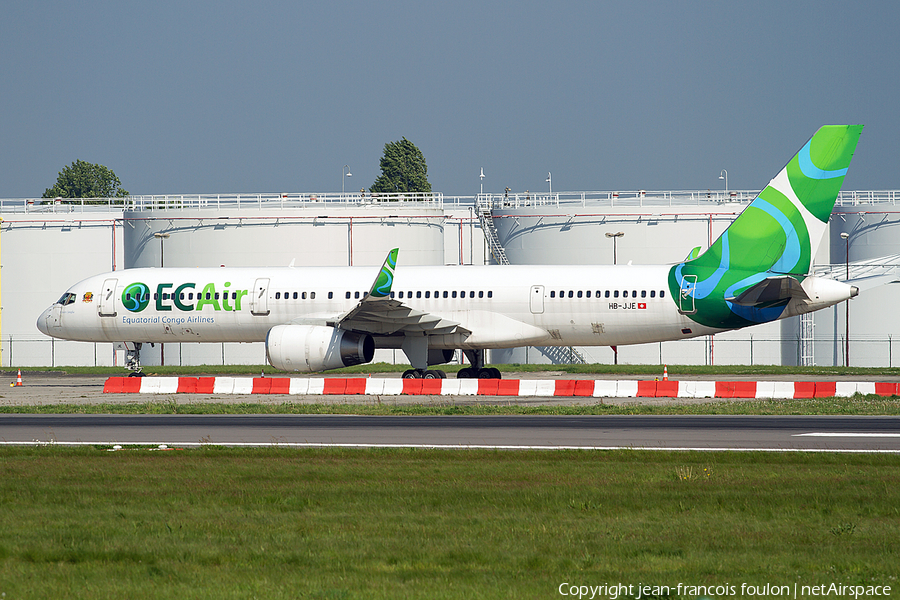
[[401, 369, 447, 379], [398, 343, 501, 380], [456, 349, 501, 379], [457, 366, 501, 379]]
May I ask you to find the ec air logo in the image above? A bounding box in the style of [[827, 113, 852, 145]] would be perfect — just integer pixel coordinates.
[[122, 283, 151, 312], [121, 281, 249, 313]]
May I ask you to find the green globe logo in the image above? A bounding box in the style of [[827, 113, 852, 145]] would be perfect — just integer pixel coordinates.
[[122, 282, 150, 312]]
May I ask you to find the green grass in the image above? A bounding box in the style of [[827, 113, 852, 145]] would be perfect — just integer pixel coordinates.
[[6, 362, 900, 377], [3, 395, 900, 415], [0, 447, 898, 599]]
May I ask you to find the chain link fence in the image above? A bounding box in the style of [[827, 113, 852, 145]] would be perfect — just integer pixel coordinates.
[[5, 335, 898, 369]]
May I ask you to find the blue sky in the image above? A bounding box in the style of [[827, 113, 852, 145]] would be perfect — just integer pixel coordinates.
[[2, 1, 897, 197]]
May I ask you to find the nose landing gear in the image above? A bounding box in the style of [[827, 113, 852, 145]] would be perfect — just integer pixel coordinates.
[[124, 342, 145, 377]]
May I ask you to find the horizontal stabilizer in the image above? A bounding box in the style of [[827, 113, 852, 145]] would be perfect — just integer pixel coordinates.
[[684, 246, 702, 262], [726, 276, 808, 307]]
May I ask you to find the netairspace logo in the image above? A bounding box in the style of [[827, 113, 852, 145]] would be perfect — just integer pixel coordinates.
[[557, 581, 893, 599]]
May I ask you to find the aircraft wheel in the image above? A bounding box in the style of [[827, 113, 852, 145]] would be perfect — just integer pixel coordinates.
[[402, 369, 422, 379], [423, 370, 442, 379], [435, 370, 447, 379], [128, 371, 146, 378], [476, 368, 501, 379], [457, 367, 475, 379]]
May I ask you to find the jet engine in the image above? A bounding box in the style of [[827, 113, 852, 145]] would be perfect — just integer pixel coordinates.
[[266, 324, 375, 372], [427, 348, 455, 365]]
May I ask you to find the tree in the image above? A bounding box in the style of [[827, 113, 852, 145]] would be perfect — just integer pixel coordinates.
[[370, 138, 432, 194], [42, 160, 129, 199]]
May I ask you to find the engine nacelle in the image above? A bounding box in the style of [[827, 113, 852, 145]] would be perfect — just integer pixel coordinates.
[[266, 324, 375, 372], [427, 348, 455, 366]]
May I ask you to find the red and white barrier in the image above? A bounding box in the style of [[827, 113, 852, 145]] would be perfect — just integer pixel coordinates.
[[103, 377, 900, 398]]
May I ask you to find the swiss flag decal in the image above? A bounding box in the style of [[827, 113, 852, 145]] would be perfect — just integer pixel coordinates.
[[638, 303, 647, 309]]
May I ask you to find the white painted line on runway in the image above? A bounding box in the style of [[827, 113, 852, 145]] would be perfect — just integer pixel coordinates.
[[1, 440, 900, 453], [794, 433, 900, 437]]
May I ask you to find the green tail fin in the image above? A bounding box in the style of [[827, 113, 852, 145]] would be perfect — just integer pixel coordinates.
[[669, 125, 863, 328]]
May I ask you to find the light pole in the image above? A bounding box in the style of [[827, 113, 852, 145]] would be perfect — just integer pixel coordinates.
[[154, 232, 170, 267], [719, 169, 728, 197], [606, 231, 624, 366], [841, 232, 850, 367], [605, 231, 624, 265], [154, 232, 170, 366], [342, 165, 352, 196]]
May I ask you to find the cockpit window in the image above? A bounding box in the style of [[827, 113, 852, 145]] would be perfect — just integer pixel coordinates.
[[57, 292, 76, 306]]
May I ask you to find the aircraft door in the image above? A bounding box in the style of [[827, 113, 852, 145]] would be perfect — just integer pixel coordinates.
[[99, 278, 118, 317], [250, 278, 270, 316], [678, 274, 697, 314], [48, 304, 63, 330], [529, 285, 544, 314]]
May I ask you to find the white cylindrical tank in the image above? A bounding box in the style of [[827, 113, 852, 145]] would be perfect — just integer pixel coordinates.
[[124, 205, 445, 269]]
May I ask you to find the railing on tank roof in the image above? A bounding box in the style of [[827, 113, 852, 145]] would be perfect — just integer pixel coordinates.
[[481, 189, 900, 210], [833, 190, 900, 206], [481, 190, 755, 209], [0, 191, 447, 214], [3, 189, 900, 214]]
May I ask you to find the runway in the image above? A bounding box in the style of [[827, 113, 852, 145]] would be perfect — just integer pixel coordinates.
[[2, 414, 900, 452]]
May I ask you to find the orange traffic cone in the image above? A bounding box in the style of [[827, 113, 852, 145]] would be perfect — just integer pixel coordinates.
[[663, 365, 668, 381], [15, 369, 23, 386]]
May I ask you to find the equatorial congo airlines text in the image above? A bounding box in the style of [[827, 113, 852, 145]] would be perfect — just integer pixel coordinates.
[[557, 581, 892, 599], [122, 316, 215, 325]]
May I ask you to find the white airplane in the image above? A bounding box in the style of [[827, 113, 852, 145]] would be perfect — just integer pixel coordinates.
[[37, 125, 863, 378]]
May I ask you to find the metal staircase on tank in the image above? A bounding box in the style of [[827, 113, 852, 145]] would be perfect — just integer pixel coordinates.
[[799, 313, 814, 367], [475, 195, 586, 365], [476, 195, 510, 266]]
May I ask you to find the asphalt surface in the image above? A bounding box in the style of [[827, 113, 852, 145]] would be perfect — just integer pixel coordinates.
[[2, 414, 899, 451]]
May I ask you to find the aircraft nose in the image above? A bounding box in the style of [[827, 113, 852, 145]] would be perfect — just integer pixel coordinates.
[[36, 307, 51, 335]]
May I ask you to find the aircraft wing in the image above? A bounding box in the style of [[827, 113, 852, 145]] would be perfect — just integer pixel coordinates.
[[726, 275, 808, 307], [336, 298, 470, 336], [330, 248, 471, 337]]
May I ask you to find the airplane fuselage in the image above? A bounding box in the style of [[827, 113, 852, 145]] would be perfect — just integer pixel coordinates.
[[38, 264, 718, 349]]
